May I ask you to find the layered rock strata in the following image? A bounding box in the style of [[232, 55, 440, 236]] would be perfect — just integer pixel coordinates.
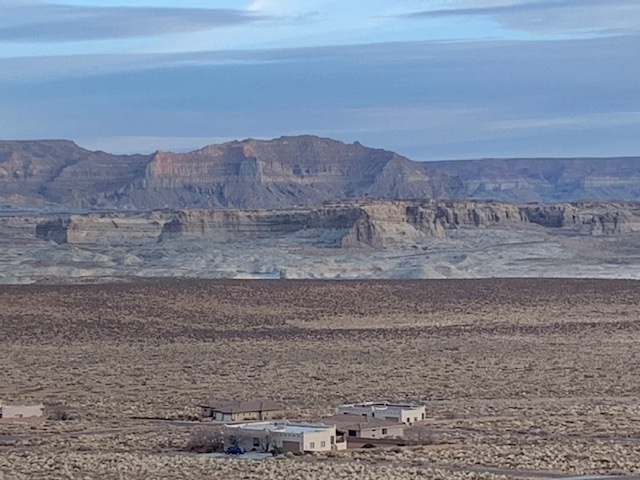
[[34, 201, 640, 249]]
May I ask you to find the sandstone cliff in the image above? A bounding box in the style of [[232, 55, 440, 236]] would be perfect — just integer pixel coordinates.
[[36, 212, 169, 245], [3, 137, 640, 209], [431, 157, 640, 203], [133, 136, 454, 208], [0, 140, 150, 206], [0, 136, 455, 209], [33, 201, 640, 250]]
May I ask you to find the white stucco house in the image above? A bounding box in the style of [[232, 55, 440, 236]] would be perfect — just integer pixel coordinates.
[[337, 401, 426, 425], [315, 414, 405, 439], [224, 421, 347, 453], [200, 399, 285, 422], [0, 401, 44, 421]]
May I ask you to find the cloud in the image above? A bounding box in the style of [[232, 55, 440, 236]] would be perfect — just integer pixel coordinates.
[[0, 1, 263, 42], [1, 34, 639, 158], [401, 0, 640, 36]]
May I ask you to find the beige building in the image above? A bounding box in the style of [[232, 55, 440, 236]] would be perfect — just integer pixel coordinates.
[[0, 401, 44, 420], [316, 414, 405, 439], [200, 399, 285, 422], [337, 401, 426, 425], [224, 421, 347, 453]]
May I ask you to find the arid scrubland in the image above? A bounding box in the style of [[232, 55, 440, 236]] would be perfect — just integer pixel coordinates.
[[1, 278, 640, 479]]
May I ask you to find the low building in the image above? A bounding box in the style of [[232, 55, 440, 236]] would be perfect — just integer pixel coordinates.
[[224, 421, 347, 453], [200, 399, 285, 422], [0, 401, 44, 420], [315, 414, 405, 439], [337, 401, 426, 425]]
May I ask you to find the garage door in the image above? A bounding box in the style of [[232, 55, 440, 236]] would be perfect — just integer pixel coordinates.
[[282, 441, 299, 453]]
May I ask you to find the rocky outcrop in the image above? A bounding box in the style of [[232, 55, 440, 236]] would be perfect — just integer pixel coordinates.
[[33, 200, 640, 249], [0, 140, 151, 207], [430, 157, 640, 203], [341, 202, 447, 248], [0, 136, 456, 209], [159, 206, 364, 244], [4, 137, 640, 209], [36, 212, 169, 245], [135, 136, 454, 209]]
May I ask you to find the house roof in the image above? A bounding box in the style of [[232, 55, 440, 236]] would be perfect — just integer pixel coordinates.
[[201, 399, 284, 414], [314, 414, 404, 431], [226, 421, 332, 434], [339, 401, 424, 410]]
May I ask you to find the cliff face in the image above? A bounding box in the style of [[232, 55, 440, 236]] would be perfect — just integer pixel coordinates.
[[34, 201, 640, 249], [431, 157, 640, 203], [159, 206, 364, 243], [135, 136, 454, 208], [0, 140, 151, 206], [4, 137, 640, 209], [0, 137, 455, 209], [36, 212, 169, 245]]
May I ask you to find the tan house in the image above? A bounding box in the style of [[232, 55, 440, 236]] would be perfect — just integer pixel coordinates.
[[315, 414, 405, 439], [0, 401, 44, 421], [200, 399, 285, 422], [337, 401, 426, 426], [224, 421, 347, 453]]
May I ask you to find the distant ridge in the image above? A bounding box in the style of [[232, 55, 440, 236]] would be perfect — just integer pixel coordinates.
[[430, 156, 640, 203], [0, 136, 639, 209], [0, 136, 454, 209]]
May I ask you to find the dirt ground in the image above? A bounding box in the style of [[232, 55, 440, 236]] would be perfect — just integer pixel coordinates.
[[1, 278, 640, 479]]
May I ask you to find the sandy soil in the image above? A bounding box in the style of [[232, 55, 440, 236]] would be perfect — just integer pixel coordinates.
[[1, 278, 640, 479]]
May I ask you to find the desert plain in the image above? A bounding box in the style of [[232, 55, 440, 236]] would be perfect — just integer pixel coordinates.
[[1, 278, 640, 479]]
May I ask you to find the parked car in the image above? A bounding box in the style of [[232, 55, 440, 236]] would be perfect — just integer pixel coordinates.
[[225, 446, 245, 455]]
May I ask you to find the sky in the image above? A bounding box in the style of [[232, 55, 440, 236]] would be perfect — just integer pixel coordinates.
[[1, 0, 639, 160]]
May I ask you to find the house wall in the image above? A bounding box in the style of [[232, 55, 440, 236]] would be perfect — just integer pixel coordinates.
[[357, 424, 405, 439], [209, 410, 285, 422], [224, 428, 304, 452], [338, 404, 426, 425], [224, 424, 343, 453], [302, 430, 335, 452], [0, 404, 44, 419]]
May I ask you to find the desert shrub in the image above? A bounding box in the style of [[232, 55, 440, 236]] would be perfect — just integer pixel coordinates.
[[185, 428, 224, 453], [45, 403, 80, 421], [362, 443, 376, 449], [406, 426, 438, 445]]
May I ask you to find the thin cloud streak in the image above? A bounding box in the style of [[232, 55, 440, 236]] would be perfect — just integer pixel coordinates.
[[401, 0, 640, 35], [0, 2, 263, 42]]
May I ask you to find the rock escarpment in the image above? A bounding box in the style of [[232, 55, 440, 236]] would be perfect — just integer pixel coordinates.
[[0, 136, 455, 209], [134, 136, 454, 208], [36, 212, 170, 245], [431, 157, 640, 203], [4, 137, 640, 208], [34, 201, 640, 249], [0, 140, 150, 206]]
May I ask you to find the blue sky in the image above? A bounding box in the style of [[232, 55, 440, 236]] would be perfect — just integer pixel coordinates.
[[1, 0, 639, 159]]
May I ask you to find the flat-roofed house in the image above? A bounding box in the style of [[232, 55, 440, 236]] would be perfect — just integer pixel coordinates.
[[200, 399, 285, 422], [315, 414, 405, 439], [0, 401, 44, 421], [224, 421, 347, 453], [337, 401, 426, 426]]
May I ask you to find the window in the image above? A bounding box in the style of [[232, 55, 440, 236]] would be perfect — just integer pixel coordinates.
[[382, 428, 388, 435], [309, 442, 315, 449], [348, 430, 357, 437], [253, 437, 260, 447], [321, 441, 326, 448], [330, 436, 335, 445], [414, 417, 418, 422], [422, 413, 425, 420]]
